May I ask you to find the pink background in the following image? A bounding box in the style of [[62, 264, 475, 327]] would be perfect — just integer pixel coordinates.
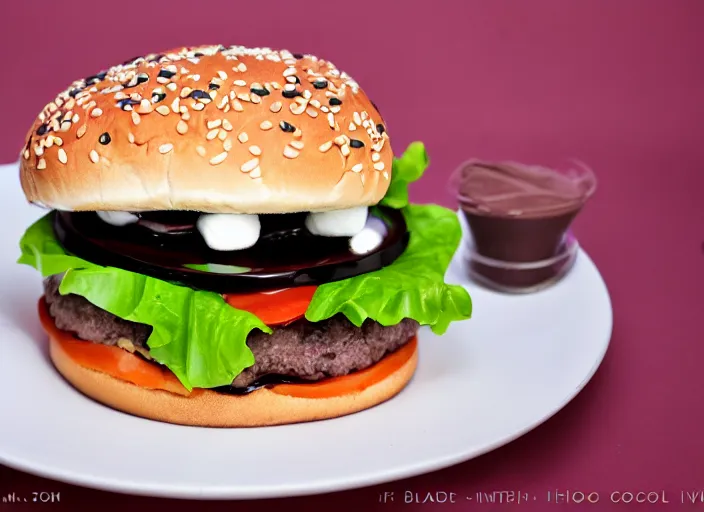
[[2, 0, 703, 510]]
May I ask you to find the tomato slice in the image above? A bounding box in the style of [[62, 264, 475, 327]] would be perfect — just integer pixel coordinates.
[[223, 285, 318, 326], [39, 298, 191, 396]]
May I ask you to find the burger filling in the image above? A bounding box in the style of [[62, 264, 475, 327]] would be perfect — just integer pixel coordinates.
[[44, 274, 418, 389]]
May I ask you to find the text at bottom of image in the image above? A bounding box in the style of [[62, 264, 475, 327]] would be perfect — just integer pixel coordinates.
[[379, 490, 704, 506]]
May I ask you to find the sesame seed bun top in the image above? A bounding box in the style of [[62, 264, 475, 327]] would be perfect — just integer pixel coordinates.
[[19, 45, 392, 214]]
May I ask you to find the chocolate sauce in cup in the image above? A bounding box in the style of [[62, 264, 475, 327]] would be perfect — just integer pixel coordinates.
[[453, 160, 596, 293]]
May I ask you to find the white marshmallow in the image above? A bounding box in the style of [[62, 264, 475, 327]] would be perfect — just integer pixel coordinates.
[[305, 206, 368, 237], [97, 211, 139, 226], [196, 213, 261, 251], [349, 216, 387, 255]]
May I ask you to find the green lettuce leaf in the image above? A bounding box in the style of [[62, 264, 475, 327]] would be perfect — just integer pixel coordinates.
[[306, 203, 472, 334], [18, 214, 270, 390], [380, 142, 429, 209]]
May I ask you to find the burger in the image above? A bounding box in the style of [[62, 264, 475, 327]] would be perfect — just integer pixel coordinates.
[[17, 45, 472, 427]]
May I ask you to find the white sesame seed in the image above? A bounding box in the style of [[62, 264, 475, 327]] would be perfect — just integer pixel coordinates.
[[223, 139, 233, 151], [249, 166, 261, 179], [45, 136, 54, 148], [209, 152, 228, 165], [321, 106, 330, 113], [209, 90, 217, 101], [37, 158, 46, 169], [206, 129, 219, 140], [271, 81, 282, 89], [222, 119, 233, 131], [372, 153, 381, 162], [362, 120, 370, 128], [290, 140, 304, 150], [295, 96, 308, 105], [382, 171, 389, 180], [176, 120, 188, 134], [234, 79, 247, 87], [251, 94, 261, 104], [319, 141, 333, 152], [330, 106, 341, 114], [217, 96, 228, 109], [260, 120, 273, 130], [156, 77, 169, 85], [159, 143, 174, 154], [283, 67, 297, 77], [341, 145, 350, 157], [238, 63, 247, 72], [237, 93, 250, 102], [290, 103, 305, 115], [76, 125, 87, 139], [241, 158, 259, 172], [303, 90, 312, 100], [249, 145, 262, 156], [207, 119, 222, 129], [131, 111, 141, 125], [217, 70, 228, 80], [270, 101, 282, 113], [72, 114, 80, 123], [193, 103, 205, 111], [167, 82, 178, 92], [180, 87, 193, 98], [156, 105, 170, 116], [89, 150, 100, 163], [310, 99, 321, 108], [115, 92, 127, 100], [372, 141, 384, 152], [334, 136, 346, 145], [34, 145, 44, 157], [232, 99, 244, 111], [306, 107, 318, 118], [353, 112, 362, 125], [196, 146, 207, 157], [238, 132, 249, 143], [171, 97, 180, 113], [283, 146, 299, 159], [351, 163, 363, 173], [293, 128, 302, 138], [22, 149, 29, 160], [58, 148, 67, 164], [218, 129, 227, 141], [374, 162, 385, 171], [128, 132, 135, 144]]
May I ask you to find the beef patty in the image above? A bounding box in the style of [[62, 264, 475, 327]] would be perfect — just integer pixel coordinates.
[[43, 275, 419, 388]]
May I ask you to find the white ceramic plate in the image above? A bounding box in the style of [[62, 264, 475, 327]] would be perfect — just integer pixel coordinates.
[[0, 163, 612, 499]]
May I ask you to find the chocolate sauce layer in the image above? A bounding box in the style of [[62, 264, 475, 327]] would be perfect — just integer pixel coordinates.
[[53, 208, 409, 293], [458, 161, 595, 219]]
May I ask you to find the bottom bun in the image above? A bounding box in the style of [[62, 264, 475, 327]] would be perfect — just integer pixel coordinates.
[[48, 321, 418, 428]]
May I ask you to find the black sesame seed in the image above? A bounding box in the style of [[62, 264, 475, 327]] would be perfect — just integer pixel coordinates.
[[251, 87, 270, 97], [194, 52, 205, 57], [117, 98, 140, 110], [279, 121, 295, 133], [292, 76, 301, 84], [376, 124, 385, 134], [99, 132, 111, 145], [36, 125, 49, 136], [149, 54, 164, 62], [152, 92, 167, 102], [217, 45, 227, 52], [208, 83, 221, 90], [282, 89, 301, 99], [293, 53, 304, 59], [84, 71, 107, 84], [313, 79, 328, 89], [189, 90, 210, 100], [68, 88, 82, 98], [349, 139, 364, 148], [329, 97, 342, 106], [158, 69, 176, 79]]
